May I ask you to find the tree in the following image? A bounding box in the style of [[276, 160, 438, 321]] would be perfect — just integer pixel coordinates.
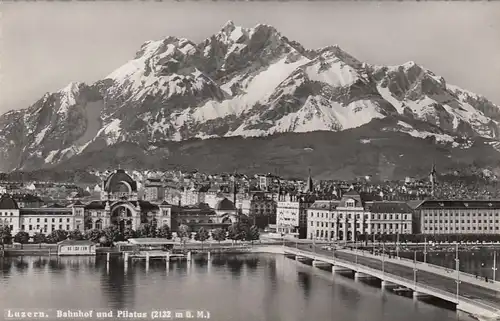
[[47, 230, 68, 244], [99, 235, 109, 246], [84, 229, 104, 243], [137, 223, 156, 238], [246, 225, 260, 245], [123, 227, 136, 240], [33, 232, 47, 248], [13, 231, 30, 249], [227, 224, 240, 242], [194, 227, 210, 249], [157, 224, 172, 239], [177, 224, 191, 248], [0, 225, 12, 250], [103, 226, 123, 245], [211, 228, 226, 244], [68, 229, 84, 241]]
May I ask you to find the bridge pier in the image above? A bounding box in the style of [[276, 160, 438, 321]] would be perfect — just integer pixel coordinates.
[[381, 280, 398, 289], [355, 272, 376, 280], [296, 256, 312, 263], [332, 265, 353, 274], [312, 260, 330, 268], [413, 291, 432, 300]]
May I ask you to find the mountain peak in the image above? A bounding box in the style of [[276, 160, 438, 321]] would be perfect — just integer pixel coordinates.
[[402, 60, 418, 68], [2, 21, 500, 173], [221, 20, 236, 31]]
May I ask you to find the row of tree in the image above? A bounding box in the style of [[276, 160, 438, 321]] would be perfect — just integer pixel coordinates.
[[0, 221, 261, 249]]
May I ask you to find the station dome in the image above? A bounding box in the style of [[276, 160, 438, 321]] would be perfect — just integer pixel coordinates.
[[215, 198, 236, 211], [0, 195, 19, 210], [103, 169, 137, 193]]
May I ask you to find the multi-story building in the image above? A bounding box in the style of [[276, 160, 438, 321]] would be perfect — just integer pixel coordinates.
[[258, 174, 273, 191], [164, 184, 181, 205], [0, 196, 85, 236], [276, 173, 316, 238], [165, 198, 242, 232], [240, 192, 277, 228], [143, 177, 164, 202], [307, 191, 413, 241], [416, 200, 500, 235], [0, 169, 170, 238], [277, 193, 315, 238], [180, 185, 208, 206]]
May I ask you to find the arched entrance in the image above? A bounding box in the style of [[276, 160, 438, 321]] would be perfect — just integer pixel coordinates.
[[110, 203, 136, 234]]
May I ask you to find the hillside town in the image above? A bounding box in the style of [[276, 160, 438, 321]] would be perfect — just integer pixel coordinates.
[[0, 165, 500, 246]]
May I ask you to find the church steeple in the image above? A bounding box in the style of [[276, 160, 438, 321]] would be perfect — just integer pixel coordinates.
[[303, 168, 314, 193], [232, 171, 237, 208], [430, 163, 437, 197]]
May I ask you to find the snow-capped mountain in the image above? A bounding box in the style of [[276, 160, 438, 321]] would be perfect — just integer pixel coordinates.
[[1, 21, 500, 173]]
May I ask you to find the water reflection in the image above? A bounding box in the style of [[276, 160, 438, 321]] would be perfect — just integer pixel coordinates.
[[32, 257, 48, 270], [11, 257, 29, 273], [297, 271, 311, 298], [99, 257, 136, 311], [48, 259, 66, 271]]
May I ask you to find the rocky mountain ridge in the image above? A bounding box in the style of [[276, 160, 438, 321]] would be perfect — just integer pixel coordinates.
[[1, 21, 500, 174]]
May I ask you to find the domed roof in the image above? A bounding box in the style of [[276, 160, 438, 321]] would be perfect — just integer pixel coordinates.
[[0, 195, 19, 210], [103, 169, 137, 193], [215, 198, 236, 211]]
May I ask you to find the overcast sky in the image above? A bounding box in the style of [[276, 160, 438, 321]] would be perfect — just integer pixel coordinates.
[[2, 1, 499, 114]]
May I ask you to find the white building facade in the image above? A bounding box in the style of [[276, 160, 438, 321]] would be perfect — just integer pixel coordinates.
[[307, 191, 413, 242], [276, 194, 314, 238], [417, 200, 500, 234]]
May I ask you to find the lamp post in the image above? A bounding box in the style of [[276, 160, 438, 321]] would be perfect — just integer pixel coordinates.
[[413, 250, 418, 290], [382, 241, 385, 278], [493, 251, 497, 282], [396, 231, 400, 259], [423, 236, 427, 264], [355, 231, 358, 267], [455, 242, 461, 304]]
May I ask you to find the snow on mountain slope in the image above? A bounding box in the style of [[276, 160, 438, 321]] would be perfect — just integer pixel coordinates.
[[1, 21, 500, 172], [372, 62, 499, 139]]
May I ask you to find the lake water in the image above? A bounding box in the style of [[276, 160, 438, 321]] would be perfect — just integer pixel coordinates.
[[0, 253, 477, 321], [399, 249, 499, 282]]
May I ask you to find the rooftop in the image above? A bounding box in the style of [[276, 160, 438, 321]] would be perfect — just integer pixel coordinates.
[[127, 238, 179, 245], [58, 239, 95, 246]]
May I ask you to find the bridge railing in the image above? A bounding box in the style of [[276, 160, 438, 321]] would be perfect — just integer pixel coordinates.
[[284, 245, 500, 313], [348, 247, 494, 282], [285, 241, 498, 286]]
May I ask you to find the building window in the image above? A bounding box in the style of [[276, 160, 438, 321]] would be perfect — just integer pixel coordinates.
[[66, 225, 70, 230], [37, 218, 40, 223]]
